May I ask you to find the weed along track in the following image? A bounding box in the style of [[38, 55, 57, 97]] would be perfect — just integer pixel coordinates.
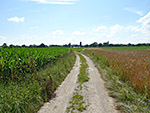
[[66, 53, 90, 113], [80, 54, 118, 113], [38, 53, 118, 113], [38, 54, 80, 113]]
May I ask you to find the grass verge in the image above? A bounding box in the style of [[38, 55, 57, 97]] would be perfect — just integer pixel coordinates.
[[83, 49, 150, 113], [0, 50, 76, 113], [67, 53, 89, 113]]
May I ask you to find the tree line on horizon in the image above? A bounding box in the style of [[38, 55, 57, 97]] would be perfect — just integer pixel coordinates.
[[1, 41, 150, 48]]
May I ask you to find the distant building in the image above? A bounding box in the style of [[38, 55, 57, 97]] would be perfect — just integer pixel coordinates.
[[80, 42, 82, 47]]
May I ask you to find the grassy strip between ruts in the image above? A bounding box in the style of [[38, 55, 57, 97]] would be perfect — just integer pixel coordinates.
[[67, 53, 89, 113], [77, 53, 89, 85], [83, 49, 150, 113], [0, 50, 76, 113]]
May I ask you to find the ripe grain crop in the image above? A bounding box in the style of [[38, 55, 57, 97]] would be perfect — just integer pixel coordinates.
[[85, 49, 150, 96]]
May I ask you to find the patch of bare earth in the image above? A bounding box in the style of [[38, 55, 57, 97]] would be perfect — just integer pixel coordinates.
[[81, 54, 118, 113], [38, 53, 118, 113], [38, 54, 80, 113]]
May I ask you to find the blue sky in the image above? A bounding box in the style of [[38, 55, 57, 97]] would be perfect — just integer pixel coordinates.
[[0, 0, 150, 45]]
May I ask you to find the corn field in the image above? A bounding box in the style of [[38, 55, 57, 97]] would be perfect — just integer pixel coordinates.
[[0, 47, 68, 82]]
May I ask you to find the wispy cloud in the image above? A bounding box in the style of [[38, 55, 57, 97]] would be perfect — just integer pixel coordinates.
[[94, 24, 123, 38], [125, 25, 140, 32], [109, 24, 123, 36], [21, 34, 36, 40], [72, 31, 85, 35], [30, 0, 78, 4], [95, 26, 107, 32], [124, 8, 143, 16], [0, 36, 7, 40], [52, 30, 64, 35], [136, 11, 150, 33], [7, 17, 24, 23]]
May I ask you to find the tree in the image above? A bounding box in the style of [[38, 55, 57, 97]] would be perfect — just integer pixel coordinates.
[[103, 41, 109, 46], [99, 43, 102, 47], [90, 42, 98, 47], [9, 44, 14, 48], [22, 44, 27, 48], [84, 44, 89, 47], [68, 43, 71, 48], [2, 43, 7, 48], [39, 43, 46, 48]]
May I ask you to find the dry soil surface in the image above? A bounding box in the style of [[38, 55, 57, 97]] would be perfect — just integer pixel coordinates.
[[81, 53, 118, 113], [38, 54, 80, 113], [38, 53, 118, 113]]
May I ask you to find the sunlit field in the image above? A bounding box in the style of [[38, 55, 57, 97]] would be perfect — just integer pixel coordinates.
[[83, 48, 150, 112], [0, 47, 76, 113], [86, 48, 150, 95], [0, 47, 68, 82]]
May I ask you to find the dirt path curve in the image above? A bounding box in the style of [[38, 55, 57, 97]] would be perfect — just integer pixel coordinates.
[[38, 54, 80, 113], [81, 53, 118, 113]]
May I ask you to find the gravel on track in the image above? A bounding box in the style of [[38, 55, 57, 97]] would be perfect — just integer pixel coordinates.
[[81, 54, 118, 113], [38, 53, 118, 113], [38, 54, 80, 113]]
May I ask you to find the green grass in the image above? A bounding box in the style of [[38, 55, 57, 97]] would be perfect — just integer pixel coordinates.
[[83, 49, 150, 113], [0, 50, 76, 113], [67, 53, 89, 113], [67, 91, 87, 113], [77, 53, 89, 84], [72, 47, 84, 52]]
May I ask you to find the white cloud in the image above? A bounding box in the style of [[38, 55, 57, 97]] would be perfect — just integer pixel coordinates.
[[124, 8, 143, 16], [20, 34, 39, 40], [125, 25, 140, 32], [136, 11, 150, 33], [130, 34, 139, 38], [124, 12, 150, 36], [7, 17, 24, 23], [93, 23, 150, 44], [109, 24, 123, 36], [30, 0, 78, 4], [72, 31, 85, 35], [52, 30, 64, 35], [95, 26, 107, 32], [93, 24, 124, 38], [0, 36, 7, 40], [93, 24, 124, 39]]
